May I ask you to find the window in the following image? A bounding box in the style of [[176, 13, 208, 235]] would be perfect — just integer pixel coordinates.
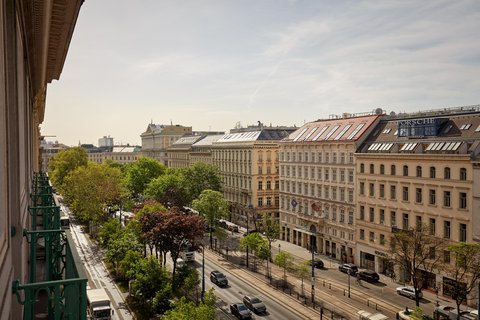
[[416, 188, 422, 203], [360, 182, 365, 195], [370, 164, 374, 174], [348, 189, 353, 203], [340, 169, 345, 182], [360, 206, 365, 220], [444, 191, 451, 207], [391, 211, 396, 227], [340, 209, 345, 223], [403, 187, 409, 201], [416, 166, 422, 177], [459, 223, 467, 242], [444, 167, 451, 179], [360, 163, 365, 173], [258, 197, 263, 207], [460, 168, 467, 181], [332, 169, 337, 181], [360, 229, 365, 240], [258, 166, 263, 175], [380, 164, 385, 175], [391, 165, 396, 175], [349, 153, 354, 164], [266, 197, 272, 206], [369, 183, 375, 196], [444, 221, 451, 239], [390, 185, 396, 200], [324, 169, 329, 181], [403, 165, 409, 176], [402, 213, 409, 230], [258, 181, 263, 190], [459, 192, 467, 209], [443, 250, 450, 263], [416, 216, 422, 230], [379, 184, 385, 198], [379, 209, 385, 224], [380, 234, 385, 245], [429, 189, 436, 205], [429, 218, 436, 235], [369, 207, 375, 222], [430, 167, 436, 178], [266, 181, 271, 190], [348, 170, 354, 183], [348, 210, 354, 224], [369, 232, 375, 242]]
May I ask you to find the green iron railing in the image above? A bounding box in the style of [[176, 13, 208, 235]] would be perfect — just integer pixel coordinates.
[[12, 172, 88, 320]]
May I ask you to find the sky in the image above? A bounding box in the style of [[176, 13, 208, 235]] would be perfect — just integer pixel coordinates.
[[41, 0, 480, 147]]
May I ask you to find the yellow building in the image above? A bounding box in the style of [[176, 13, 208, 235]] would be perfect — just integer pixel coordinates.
[[355, 106, 480, 299], [140, 123, 192, 166], [279, 114, 381, 262], [190, 134, 224, 165], [167, 135, 204, 168], [88, 146, 142, 165], [212, 126, 295, 228]]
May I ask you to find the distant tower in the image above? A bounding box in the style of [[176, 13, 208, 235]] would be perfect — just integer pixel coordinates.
[[98, 135, 114, 147]]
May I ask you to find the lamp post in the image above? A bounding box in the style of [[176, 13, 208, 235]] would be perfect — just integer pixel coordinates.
[[278, 243, 281, 254], [311, 242, 315, 304], [201, 245, 205, 302], [347, 269, 351, 298]]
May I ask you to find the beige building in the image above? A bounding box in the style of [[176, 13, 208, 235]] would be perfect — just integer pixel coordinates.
[[279, 114, 381, 262], [140, 123, 192, 166], [167, 135, 204, 168], [212, 126, 295, 228], [41, 140, 70, 172], [190, 134, 224, 165], [0, 1, 85, 318], [88, 146, 142, 165], [355, 106, 480, 299]]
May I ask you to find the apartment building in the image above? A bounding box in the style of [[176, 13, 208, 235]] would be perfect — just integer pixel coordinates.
[[279, 114, 381, 262], [88, 146, 142, 165], [140, 123, 192, 166], [190, 134, 224, 165], [1, 1, 86, 318], [355, 106, 480, 298], [167, 135, 204, 168], [212, 126, 295, 228]]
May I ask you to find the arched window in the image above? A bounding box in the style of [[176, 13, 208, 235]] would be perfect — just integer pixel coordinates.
[[444, 167, 451, 179], [391, 165, 396, 175], [360, 163, 365, 173], [416, 166, 422, 177], [430, 167, 436, 178], [403, 165, 409, 176], [460, 168, 467, 181]]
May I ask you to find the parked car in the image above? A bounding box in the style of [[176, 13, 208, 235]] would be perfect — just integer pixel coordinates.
[[210, 270, 228, 287], [230, 303, 252, 319], [243, 295, 266, 314], [338, 263, 358, 275], [218, 220, 228, 229], [308, 259, 324, 269], [228, 225, 239, 232], [358, 270, 380, 283], [396, 286, 422, 299]]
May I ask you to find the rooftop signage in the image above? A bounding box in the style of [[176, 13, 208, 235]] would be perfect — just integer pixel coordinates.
[[397, 117, 445, 138]]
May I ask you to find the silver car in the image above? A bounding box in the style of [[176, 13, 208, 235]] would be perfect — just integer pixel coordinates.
[[396, 286, 422, 299]]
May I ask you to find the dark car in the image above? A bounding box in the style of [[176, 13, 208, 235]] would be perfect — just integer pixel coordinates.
[[243, 295, 266, 314], [358, 270, 380, 283], [228, 225, 239, 232], [230, 303, 252, 319], [338, 263, 358, 275], [218, 220, 228, 229], [210, 270, 228, 287], [308, 259, 324, 269]]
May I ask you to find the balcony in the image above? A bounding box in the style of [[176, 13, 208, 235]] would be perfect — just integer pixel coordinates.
[[12, 172, 87, 320]]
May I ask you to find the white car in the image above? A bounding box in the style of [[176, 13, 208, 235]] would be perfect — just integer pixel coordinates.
[[396, 286, 422, 299]]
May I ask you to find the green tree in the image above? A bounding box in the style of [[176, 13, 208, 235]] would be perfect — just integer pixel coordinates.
[[296, 261, 310, 296], [98, 218, 122, 248], [191, 190, 229, 248], [275, 251, 294, 285], [119, 250, 143, 280], [128, 257, 172, 318], [48, 147, 88, 192], [181, 162, 222, 202], [161, 290, 217, 320], [389, 224, 446, 307], [106, 230, 142, 277], [62, 162, 126, 224], [446, 242, 480, 318], [145, 173, 190, 209], [260, 213, 280, 262], [240, 232, 267, 272], [124, 157, 165, 198]]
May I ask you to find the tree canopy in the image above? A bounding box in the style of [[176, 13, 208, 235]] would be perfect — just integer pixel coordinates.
[[124, 157, 165, 198], [180, 162, 222, 202], [48, 147, 88, 192], [145, 173, 190, 209]]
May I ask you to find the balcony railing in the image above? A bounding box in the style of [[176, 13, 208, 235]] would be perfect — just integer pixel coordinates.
[[12, 172, 87, 320]]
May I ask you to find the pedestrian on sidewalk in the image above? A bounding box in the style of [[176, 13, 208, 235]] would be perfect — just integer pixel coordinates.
[[356, 273, 362, 286]]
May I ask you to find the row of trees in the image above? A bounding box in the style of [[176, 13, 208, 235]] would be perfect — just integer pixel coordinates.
[[390, 225, 480, 316], [48, 148, 227, 319]]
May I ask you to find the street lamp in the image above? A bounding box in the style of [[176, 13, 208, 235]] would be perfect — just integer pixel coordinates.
[[311, 242, 315, 303], [201, 245, 205, 302]]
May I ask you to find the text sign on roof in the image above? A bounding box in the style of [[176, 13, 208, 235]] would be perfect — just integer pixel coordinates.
[[397, 117, 444, 138]]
